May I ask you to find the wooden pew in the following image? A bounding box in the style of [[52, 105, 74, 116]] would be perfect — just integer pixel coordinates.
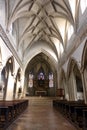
[[53, 100, 87, 129], [0, 100, 28, 130], [83, 110, 87, 130], [0, 106, 9, 130]]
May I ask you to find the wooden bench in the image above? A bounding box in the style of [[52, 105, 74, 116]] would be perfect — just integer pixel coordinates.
[[0, 106, 9, 129], [53, 100, 87, 129], [0, 100, 28, 130], [83, 110, 87, 130]]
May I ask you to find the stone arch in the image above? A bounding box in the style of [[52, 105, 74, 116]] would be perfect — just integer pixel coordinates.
[[81, 41, 87, 103], [67, 58, 79, 79], [16, 68, 21, 81], [0, 46, 3, 82], [1, 56, 15, 100], [5, 56, 15, 76], [24, 52, 57, 97], [0, 46, 2, 64], [0, 45, 2, 85], [81, 40, 87, 70], [13, 67, 22, 99], [58, 68, 66, 99], [59, 68, 66, 88], [67, 57, 84, 101], [0, 46, 4, 99], [24, 48, 57, 72]]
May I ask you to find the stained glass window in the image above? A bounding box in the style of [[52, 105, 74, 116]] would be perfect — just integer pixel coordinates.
[[38, 72, 44, 80], [49, 73, 53, 87], [28, 74, 33, 87]]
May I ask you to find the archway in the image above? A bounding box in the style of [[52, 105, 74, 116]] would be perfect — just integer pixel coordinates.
[[81, 42, 87, 103], [59, 69, 69, 100], [0, 46, 2, 64], [25, 53, 57, 97], [73, 63, 83, 100], [67, 58, 84, 101], [0, 46, 3, 100], [13, 68, 22, 99], [1, 56, 14, 100]]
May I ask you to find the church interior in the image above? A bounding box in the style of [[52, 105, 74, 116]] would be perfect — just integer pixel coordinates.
[[0, 0, 87, 130]]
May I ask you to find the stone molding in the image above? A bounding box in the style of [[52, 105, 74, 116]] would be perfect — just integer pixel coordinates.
[[0, 25, 23, 67]]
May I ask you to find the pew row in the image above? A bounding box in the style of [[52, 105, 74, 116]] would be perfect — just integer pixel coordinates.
[[0, 100, 28, 130], [53, 100, 87, 130]]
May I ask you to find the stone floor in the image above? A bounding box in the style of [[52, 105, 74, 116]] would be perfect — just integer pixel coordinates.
[[7, 105, 77, 130]]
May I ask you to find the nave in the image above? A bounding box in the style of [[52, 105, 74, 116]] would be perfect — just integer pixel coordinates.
[[7, 100, 76, 130], [1, 0, 87, 130]]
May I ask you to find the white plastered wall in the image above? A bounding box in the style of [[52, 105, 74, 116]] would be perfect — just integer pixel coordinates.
[[0, 1, 5, 29], [0, 37, 20, 100], [63, 41, 85, 72], [62, 40, 86, 101], [23, 40, 58, 71]]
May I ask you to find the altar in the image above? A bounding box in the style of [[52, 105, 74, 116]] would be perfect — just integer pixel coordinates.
[[35, 91, 47, 96]]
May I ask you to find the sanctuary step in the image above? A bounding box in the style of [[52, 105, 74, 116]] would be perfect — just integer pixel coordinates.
[[26, 96, 59, 106]]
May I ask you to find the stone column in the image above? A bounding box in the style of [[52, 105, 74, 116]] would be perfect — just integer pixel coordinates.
[[82, 68, 87, 103], [5, 71, 14, 100], [63, 78, 69, 100], [0, 62, 4, 100], [65, 78, 69, 100], [68, 72, 76, 101]]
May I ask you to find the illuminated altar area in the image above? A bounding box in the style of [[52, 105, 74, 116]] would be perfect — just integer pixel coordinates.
[[27, 68, 54, 96], [25, 53, 56, 97]]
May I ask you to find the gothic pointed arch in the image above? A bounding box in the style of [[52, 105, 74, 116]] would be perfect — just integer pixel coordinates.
[[59, 68, 66, 85], [81, 40, 87, 70], [58, 68, 66, 99], [5, 56, 15, 76], [0, 46, 2, 64], [24, 52, 57, 96], [81, 41, 87, 103], [13, 67, 22, 99], [16, 67, 21, 81], [1, 56, 15, 99], [67, 57, 84, 101]]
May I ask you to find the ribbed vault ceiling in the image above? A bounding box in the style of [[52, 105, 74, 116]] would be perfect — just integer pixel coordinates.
[[6, 0, 79, 67], [25, 52, 55, 73]]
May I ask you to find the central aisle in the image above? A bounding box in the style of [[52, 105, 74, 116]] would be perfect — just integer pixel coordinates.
[[7, 102, 77, 130]]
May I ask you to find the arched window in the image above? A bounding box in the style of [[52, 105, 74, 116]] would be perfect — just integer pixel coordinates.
[[38, 72, 45, 87], [49, 73, 53, 88], [28, 73, 33, 88], [38, 72, 44, 80]]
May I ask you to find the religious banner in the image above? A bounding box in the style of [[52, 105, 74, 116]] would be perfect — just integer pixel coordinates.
[[49, 73, 53, 87], [29, 74, 33, 87]]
